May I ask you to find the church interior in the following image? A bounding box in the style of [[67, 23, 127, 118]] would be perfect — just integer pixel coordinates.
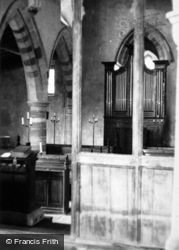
[[0, 0, 179, 249]]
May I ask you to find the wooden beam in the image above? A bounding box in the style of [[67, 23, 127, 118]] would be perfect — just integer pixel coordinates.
[[132, 0, 145, 156], [166, 8, 179, 250], [132, 0, 145, 244], [71, 0, 82, 238]]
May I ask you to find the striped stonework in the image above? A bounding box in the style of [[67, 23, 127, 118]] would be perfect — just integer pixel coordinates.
[[2, 0, 48, 102], [28, 101, 49, 151], [9, 13, 44, 101]]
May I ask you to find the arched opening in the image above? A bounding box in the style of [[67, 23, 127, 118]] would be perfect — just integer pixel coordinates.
[[103, 26, 173, 154], [47, 26, 72, 146], [116, 25, 173, 65], [0, 1, 49, 151]]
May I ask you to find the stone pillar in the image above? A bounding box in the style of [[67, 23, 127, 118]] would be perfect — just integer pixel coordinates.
[[165, 9, 179, 250], [71, 0, 82, 238], [132, 0, 145, 156], [28, 101, 49, 152]]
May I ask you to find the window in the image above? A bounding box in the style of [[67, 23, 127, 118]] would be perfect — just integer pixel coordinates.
[[48, 68, 55, 95]]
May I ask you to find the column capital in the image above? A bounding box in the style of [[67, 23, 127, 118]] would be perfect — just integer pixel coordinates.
[[28, 101, 49, 109]]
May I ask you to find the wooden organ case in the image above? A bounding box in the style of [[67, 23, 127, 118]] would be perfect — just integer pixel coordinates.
[[103, 58, 169, 154]]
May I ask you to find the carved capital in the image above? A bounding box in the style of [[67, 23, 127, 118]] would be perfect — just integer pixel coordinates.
[[27, 0, 41, 14], [28, 101, 49, 113]]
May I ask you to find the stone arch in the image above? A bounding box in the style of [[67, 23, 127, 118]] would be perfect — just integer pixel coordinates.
[[0, 0, 48, 102], [50, 26, 72, 107], [0, 0, 49, 150], [116, 24, 174, 65], [48, 26, 73, 144]]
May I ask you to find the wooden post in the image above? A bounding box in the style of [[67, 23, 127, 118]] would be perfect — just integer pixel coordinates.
[[71, 0, 82, 238], [132, 0, 145, 156], [132, 0, 145, 244], [166, 8, 179, 250]]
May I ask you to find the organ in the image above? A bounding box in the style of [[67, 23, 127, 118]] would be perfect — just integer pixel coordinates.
[[103, 56, 169, 154]]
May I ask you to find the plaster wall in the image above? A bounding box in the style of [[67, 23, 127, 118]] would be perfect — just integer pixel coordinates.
[[0, 0, 14, 22], [34, 0, 62, 68]]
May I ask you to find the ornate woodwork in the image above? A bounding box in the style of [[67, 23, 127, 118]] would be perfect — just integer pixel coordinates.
[[103, 59, 169, 153]]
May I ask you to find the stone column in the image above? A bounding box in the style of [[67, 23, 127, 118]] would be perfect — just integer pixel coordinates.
[[71, 0, 83, 238], [132, 0, 145, 156], [28, 101, 49, 152], [165, 9, 179, 250]]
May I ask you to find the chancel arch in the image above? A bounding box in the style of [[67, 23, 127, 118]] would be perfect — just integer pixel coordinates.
[[103, 25, 173, 153]]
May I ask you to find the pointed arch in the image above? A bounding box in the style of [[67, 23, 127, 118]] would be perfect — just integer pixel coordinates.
[[49, 25, 72, 106], [116, 24, 174, 65], [0, 0, 48, 102]]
